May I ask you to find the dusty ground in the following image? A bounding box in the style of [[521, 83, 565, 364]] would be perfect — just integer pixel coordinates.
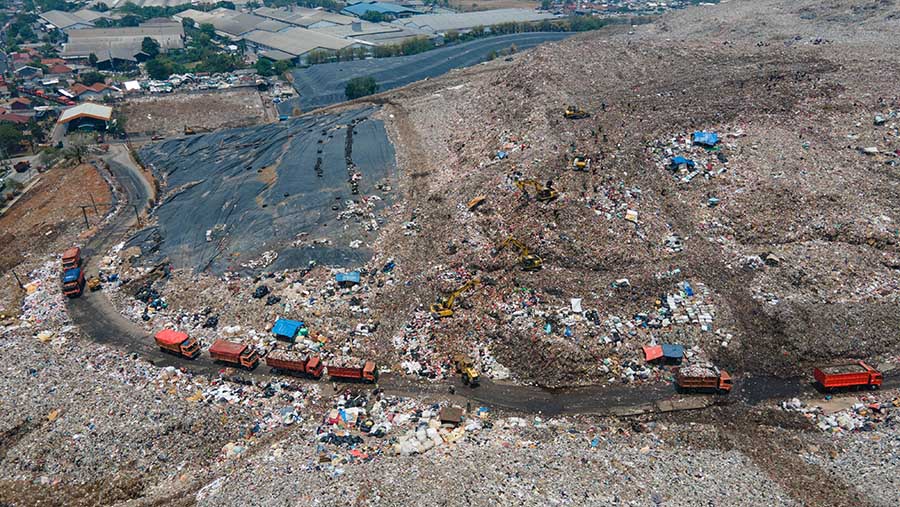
[[3, 0, 900, 505], [120, 89, 268, 137], [448, 0, 538, 12], [0, 162, 111, 319]]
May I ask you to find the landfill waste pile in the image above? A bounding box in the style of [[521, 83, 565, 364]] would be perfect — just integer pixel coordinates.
[[4, 0, 900, 505], [781, 395, 899, 434]]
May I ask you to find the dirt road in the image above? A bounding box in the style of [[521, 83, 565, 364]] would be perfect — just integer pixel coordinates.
[[66, 140, 897, 417]]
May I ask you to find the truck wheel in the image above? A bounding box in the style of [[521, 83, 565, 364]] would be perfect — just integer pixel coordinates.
[[463, 375, 469, 385], [870, 384, 879, 390]]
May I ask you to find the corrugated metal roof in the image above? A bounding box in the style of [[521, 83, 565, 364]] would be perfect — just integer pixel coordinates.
[[342, 1, 420, 16], [244, 27, 354, 56], [395, 8, 553, 33], [57, 103, 113, 124]]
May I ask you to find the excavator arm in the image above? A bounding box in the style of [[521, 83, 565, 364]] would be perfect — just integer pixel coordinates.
[[494, 237, 543, 271], [431, 279, 480, 318], [514, 179, 559, 203]]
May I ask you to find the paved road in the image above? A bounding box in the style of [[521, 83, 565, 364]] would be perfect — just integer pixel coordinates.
[[66, 143, 899, 416], [287, 32, 574, 112]]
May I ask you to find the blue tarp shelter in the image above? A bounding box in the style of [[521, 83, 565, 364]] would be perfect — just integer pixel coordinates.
[[336, 271, 361, 285], [692, 131, 719, 147], [273, 318, 304, 341], [662, 344, 685, 364], [670, 156, 695, 168]]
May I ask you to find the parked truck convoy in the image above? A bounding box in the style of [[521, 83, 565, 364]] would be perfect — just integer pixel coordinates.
[[209, 339, 260, 369], [154, 330, 201, 359], [814, 361, 882, 391], [675, 366, 733, 394], [266, 348, 324, 378], [62, 268, 85, 298]]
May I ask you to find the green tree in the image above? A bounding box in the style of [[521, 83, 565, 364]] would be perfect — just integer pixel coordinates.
[[360, 10, 384, 22], [88, 53, 98, 66], [254, 58, 274, 76], [80, 71, 106, 86], [145, 56, 174, 79], [470, 25, 485, 36], [0, 124, 24, 154], [444, 29, 459, 42], [345, 76, 377, 100], [95, 2, 109, 11], [540, 0, 550, 9], [200, 23, 216, 38], [181, 17, 195, 30], [62, 133, 92, 164], [141, 36, 160, 58], [274, 60, 292, 74]]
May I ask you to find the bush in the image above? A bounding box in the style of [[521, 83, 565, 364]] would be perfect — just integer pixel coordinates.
[[345, 76, 378, 100]]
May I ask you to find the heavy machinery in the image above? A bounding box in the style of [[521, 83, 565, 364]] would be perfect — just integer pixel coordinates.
[[515, 179, 558, 203], [327, 360, 378, 383], [62, 268, 85, 298], [564, 105, 589, 119], [184, 125, 196, 135], [674, 366, 733, 394], [454, 354, 480, 387], [209, 339, 260, 369], [430, 279, 480, 318], [266, 347, 324, 378], [493, 237, 543, 271], [572, 155, 591, 171], [87, 276, 102, 291]]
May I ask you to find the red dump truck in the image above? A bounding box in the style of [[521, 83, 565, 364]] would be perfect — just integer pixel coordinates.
[[61, 247, 81, 271], [327, 361, 378, 383], [675, 365, 733, 394], [265, 348, 324, 378], [154, 330, 201, 359], [814, 361, 882, 391], [209, 340, 259, 369]]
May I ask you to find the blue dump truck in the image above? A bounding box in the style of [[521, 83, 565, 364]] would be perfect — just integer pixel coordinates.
[[62, 267, 85, 298]]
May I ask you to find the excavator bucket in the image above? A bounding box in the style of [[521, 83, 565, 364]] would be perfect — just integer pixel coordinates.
[[521, 254, 543, 271]]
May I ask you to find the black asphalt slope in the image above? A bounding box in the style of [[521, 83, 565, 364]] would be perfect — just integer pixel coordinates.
[[134, 107, 397, 274], [284, 32, 574, 112]]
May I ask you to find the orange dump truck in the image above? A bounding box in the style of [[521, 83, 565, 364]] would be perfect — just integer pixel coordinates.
[[61, 247, 81, 271], [265, 348, 324, 378], [154, 330, 201, 359], [814, 361, 882, 391], [209, 340, 259, 369], [675, 366, 733, 394], [327, 361, 378, 383]]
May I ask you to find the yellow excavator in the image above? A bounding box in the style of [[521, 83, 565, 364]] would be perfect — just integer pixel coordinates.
[[564, 105, 589, 119], [454, 354, 480, 387], [515, 179, 559, 203], [430, 279, 480, 318], [493, 237, 543, 271], [573, 155, 591, 171]]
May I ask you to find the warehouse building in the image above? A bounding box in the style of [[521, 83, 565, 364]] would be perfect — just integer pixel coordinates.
[[393, 8, 555, 34], [341, 1, 421, 19], [57, 103, 113, 132], [253, 6, 357, 29], [39, 9, 112, 31], [60, 21, 185, 67], [243, 27, 364, 63], [175, 8, 290, 39]]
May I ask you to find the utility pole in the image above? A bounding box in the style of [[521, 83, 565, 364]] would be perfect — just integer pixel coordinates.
[[81, 206, 89, 228], [11, 269, 24, 290], [89, 193, 98, 214], [131, 204, 140, 225]]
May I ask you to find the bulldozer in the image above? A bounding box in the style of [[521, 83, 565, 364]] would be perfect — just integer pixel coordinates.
[[87, 276, 102, 292], [454, 354, 480, 387], [564, 105, 589, 119], [515, 179, 559, 203], [493, 237, 543, 271], [430, 279, 480, 319], [572, 155, 591, 171]]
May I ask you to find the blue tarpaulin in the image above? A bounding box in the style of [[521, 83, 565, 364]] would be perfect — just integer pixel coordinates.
[[662, 344, 684, 361], [692, 131, 719, 146], [670, 156, 695, 167], [273, 318, 304, 339], [335, 271, 361, 284], [63, 268, 80, 283]]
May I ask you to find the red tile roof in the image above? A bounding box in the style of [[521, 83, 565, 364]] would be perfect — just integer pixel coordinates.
[[47, 64, 73, 74], [0, 112, 31, 124], [71, 82, 109, 96]]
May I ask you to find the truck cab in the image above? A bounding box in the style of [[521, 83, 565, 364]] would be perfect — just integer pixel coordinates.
[[717, 371, 734, 393], [240, 348, 260, 369], [179, 337, 201, 358], [62, 268, 85, 298]]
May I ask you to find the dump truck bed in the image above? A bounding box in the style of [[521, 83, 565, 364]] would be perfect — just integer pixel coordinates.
[[209, 340, 247, 361], [814, 362, 880, 388], [155, 330, 188, 346]]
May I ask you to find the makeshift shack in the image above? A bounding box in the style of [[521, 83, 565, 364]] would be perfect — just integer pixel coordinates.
[[272, 318, 305, 342]]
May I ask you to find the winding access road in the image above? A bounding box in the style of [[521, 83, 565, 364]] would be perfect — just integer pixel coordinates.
[[67, 144, 896, 417]]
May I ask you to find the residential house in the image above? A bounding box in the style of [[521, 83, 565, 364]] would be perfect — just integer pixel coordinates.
[[14, 66, 43, 80], [9, 98, 32, 111], [71, 82, 114, 101]]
